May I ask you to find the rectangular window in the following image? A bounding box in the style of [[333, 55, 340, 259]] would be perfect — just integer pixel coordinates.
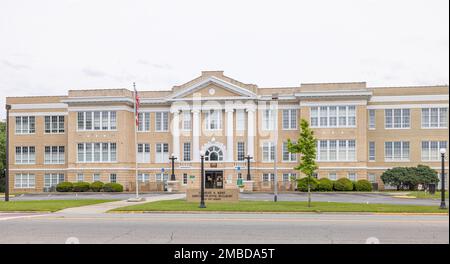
[[368, 109, 376, 129], [422, 141, 447, 161], [262, 109, 274, 131], [44, 173, 65, 188], [262, 142, 275, 162], [15, 146, 35, 164], [317, 140, 356, 161], [137, 143, 151, 163], [205, 110, 222, 130], [236, 110, 246, 130], [155, 112, 169, 131], [14, 173, 35, 188], [182, 111, 191, 131], [282, 109, 297, 130], [156, 173, 168, 182], [77, 173, 84, 182], [385, 141, 410, 161], [138, 173, 150, 183], [282, 142, 296, 162], [138, 113, 151, 131], [282, 173, 296, 182], [156, 143, 169, 163], [348, 172, 357, 181], [328, 172, 337, 181], [311, 106, 356, 128], [368, 173, 376, 183], [183, 173, 188, 185], [237, 142, 245, 161], [262, 173, 275, 182], [44, 146, 65, 164], [422, 108, 448, 128], [369, 142, 376, 161], [110, 173, 117, 183], [183, 142, 191, 161], [385, 109, 410, 129], [44, 115, 65, 133], [93, 174, 101, 182], [77, 111, 116, 130], [77, 143, 117, 163], [15, 116, 35, 134]]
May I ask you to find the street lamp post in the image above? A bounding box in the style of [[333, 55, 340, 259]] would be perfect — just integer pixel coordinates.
[[439, 148, 447, 209], [272, 94, 278, 202], [245, 154, 252, 181], [5, 104, 10, 202], [169, 153, 177, 181], [199, 151, 206, 208]]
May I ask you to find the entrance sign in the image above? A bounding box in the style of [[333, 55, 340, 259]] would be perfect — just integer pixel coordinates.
[[186, 188, 239, 202]]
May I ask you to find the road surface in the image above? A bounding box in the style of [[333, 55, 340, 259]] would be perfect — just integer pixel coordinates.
[[0, 212, 447, 244]]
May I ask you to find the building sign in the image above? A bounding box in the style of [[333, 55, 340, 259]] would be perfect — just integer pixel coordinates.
[[210, 163, 218, 168], [186, 188, 239, 202]]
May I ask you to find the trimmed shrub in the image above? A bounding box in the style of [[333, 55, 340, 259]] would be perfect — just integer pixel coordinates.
[[333, 178, 354, 191], [103, 183, 123, 192], [297, 177, 319, 192], [72, 182, 90, 192], [355, 179, 373, 192], [56, 182, 73, 192], [90, 181, 104, 192], [317, 178, 334, 192]]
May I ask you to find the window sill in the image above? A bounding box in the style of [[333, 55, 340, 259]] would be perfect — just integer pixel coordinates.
[[421, 127, 448, 130], [384, 127, 411, 130], [384, 160, 411, 162]]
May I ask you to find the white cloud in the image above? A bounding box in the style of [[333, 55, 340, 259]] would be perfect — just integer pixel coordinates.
[[0, 0, 448, 119]]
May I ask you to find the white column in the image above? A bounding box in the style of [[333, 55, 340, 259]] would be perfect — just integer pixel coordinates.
[[226, 108, 234, 162], [192, 109, 200, 162], [246, 107, 256, 158], [171, 110, 180, 159]]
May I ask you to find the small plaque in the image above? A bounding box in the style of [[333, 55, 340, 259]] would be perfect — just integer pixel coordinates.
[[186, 188, 239, 202]]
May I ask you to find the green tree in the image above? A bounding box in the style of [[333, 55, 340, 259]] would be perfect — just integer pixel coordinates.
[[413, 165, 439, 190], [287, 119, 318, 207], [0, 121, 5, 192], [381, 165, 439, 191]]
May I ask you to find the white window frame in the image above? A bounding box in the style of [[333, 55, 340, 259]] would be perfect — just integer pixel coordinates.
[[328, 172, 337, 181], [385, 109, 410, 129], [182, 173, 188, 185], [44, 173, 65, 188], [137, 173, 150, 183], [282, 142, 296, 162], [76, 173, 84, 182], [77, 111, 117, 131], [310, 106, 356, 128], [137, 112, 151, 132], [93, 173, 101, 182], [421, 107, 448, 129], [109, 173, 117, 183], [44, 146, 65, 164], [15, 146, 36, 164], [262, 109, 275, 131], [368, 173, 376, 183], [205, 110, 222, 131], [15, 116, 35, 134], [155, 112, 169, 132], [421, 141, 447, 161], [262, 173, 275, 182], [282, 109, 297, 130], [262, 142, 275, 162], [183, 142, 191, 161], [77, 143, 117, 163], [368, 141, 376, 162], [316, 140, 356, 162], [155, 143, 169, 163], [236, 110, 246, 131], [368, 109, 376, 130], [44, 115, 65, 134], [384, 141, 410, 161], [347, 172, 357, 181], [137, 143, 150, 163], [14, 173, 35, 188], [237, 142, 245, 161]]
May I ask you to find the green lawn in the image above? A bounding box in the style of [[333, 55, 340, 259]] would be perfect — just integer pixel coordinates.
[[112, 199, 448, 213], [406, 191, 449, 199], [0, 199, 114, 212]]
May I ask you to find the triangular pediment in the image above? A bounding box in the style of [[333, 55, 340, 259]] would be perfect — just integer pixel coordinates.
[[168, 76, 257, 99]]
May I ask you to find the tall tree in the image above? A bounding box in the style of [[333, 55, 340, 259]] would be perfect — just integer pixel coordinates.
[[0, 121, 5, 192], [287, 119, 318, 207]]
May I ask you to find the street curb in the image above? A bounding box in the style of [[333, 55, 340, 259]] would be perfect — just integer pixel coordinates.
[[0, 211, 52, 213], [108, 210, 449, 215]]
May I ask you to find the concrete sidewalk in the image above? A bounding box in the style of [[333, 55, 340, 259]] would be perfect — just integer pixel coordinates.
[[57, 193, 185, 214]]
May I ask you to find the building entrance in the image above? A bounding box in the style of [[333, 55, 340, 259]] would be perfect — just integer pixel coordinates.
[[205, 170, 224, 189]]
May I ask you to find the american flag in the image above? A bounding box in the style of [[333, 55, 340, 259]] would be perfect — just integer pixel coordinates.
[[134, 83, 140, 127]]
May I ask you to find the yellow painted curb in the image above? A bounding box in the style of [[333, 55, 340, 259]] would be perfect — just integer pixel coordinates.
[[392, 195, 416, 199], [109, 210, 449, 215]]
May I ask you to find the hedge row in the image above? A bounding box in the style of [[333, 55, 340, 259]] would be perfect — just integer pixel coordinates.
[[56, 181, 123, 192], [297, 177, 373, 192]]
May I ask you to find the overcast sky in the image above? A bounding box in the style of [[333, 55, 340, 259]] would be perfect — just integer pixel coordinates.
[[0, 0, 448, 119]]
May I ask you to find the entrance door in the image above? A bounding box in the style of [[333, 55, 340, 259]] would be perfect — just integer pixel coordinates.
[[205, 170, 224, 189]]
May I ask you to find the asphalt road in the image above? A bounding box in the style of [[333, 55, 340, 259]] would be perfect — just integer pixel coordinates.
[[10, 192, 449, 206], [0, 212, 448, 244]]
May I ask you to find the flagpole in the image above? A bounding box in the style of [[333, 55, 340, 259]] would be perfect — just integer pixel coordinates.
[[133, 82, 139, 199]]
